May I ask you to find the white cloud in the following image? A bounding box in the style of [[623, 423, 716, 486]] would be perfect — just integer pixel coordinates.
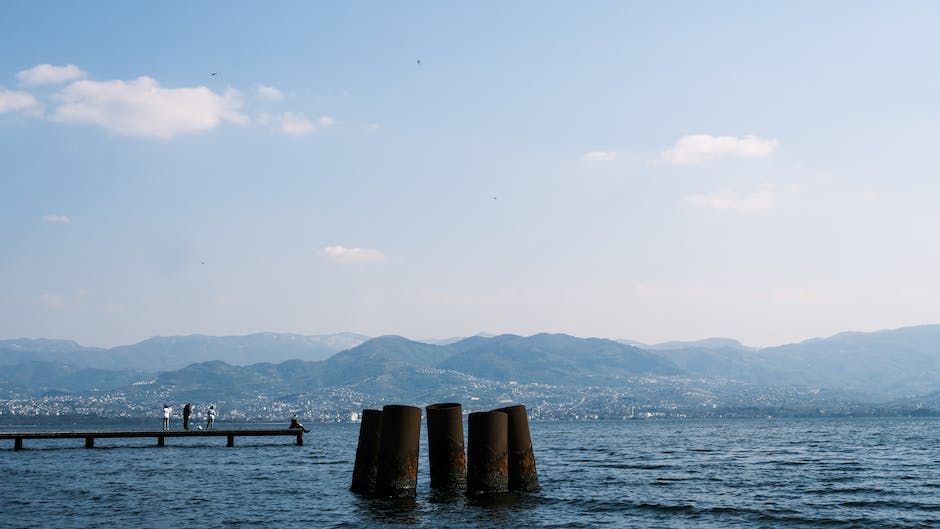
[[261, 113, 334, 136], [323, 245, 386, 263], [42, 214, 71, 223], [0, 88, 41, 113], [256, 85, 284, 100], [683, 188, 774, 212], [49, 76, 248, 138], [280, 112, 315, 136], [660, 134, 777, 164], [16, 64, 86, 86], [583, 150, 617, 161]]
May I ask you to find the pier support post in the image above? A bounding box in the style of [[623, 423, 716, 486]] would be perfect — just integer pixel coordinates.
[[350, 409, 383, 493], [426, 403, 466, 490], [375, 405, 421, 498], [14, 438, 22, 450], [466, 411, 509, 494], [157, 436, 165, 447], [227, 435, 235, 447], [85, 437, 94, 449], [296, 432, 304, 446], [495, 404, 539, 491]]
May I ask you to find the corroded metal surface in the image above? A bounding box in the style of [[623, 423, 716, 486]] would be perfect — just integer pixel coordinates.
[[466, 411, 509, 494], [495, 404, 540, 492], [426, 402, 467, 490], [375, 405, 422, 498], [350, 409, 383, 493]]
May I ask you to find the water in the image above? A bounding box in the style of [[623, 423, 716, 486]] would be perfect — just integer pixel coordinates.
[[2, 418, 939, 528]]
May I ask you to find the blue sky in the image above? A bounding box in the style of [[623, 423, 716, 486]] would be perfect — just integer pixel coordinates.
[[2, 1, 939, 347]]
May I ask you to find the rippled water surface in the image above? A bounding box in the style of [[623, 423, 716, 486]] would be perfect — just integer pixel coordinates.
[[2, 418, 939, 528]]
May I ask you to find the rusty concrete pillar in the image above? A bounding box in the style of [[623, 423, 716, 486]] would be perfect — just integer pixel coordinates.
[[495, 404, 539, 491], [466, 410, 508, 494], [425, 403, 466, 490], [350, 409, 383, 493], [374, 405, 422, 498]]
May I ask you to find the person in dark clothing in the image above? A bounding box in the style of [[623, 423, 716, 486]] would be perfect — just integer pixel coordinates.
[[182, 403, 193, 430], [289, 415, 310, 433]]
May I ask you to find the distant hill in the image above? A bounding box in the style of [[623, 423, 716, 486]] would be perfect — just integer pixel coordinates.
[[0, 332, 369, 372], [640, 325, 940, 399], [440, 333, 682, 383], [120, 333, 685, 402], [6, 325, 940, 403], [752, 325, 940, 398], [0, 339, 105, 367], [0, 361, 143, 398]]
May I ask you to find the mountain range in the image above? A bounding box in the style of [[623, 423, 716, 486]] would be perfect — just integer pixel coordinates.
[[3, 325, 940, 404]]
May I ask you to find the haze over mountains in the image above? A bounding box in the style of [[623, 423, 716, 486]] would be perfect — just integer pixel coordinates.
[[3, 325, 940, 408]]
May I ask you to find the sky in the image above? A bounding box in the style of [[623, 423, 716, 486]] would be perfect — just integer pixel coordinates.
[[2, 1, 939, 348]]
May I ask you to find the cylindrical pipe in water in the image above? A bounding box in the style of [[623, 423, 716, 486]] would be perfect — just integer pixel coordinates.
[[425, 402, 467, 490], [495, 404, 539, 492], [375, 404, 422, 498], [350, 409, 383, 493], [466, 410, 509, 494]]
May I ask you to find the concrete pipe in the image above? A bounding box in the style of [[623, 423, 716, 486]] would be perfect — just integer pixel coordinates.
[[466, 410, 509, 494], [375, 405, 422, 498], [425, 402, 467, 490], [350, 409, 383, 493], [495, 404, 540, 492]]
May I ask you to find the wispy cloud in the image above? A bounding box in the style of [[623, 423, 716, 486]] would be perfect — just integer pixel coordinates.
[[322, 245, 386, 263], [0, 88, 41, 113], [16, 64, 86, 86], [49, 76, 248, 138], [583, 150, 617, 162], [256, 85, 284, 100], [660, 134, 777, 164], [259, 112, 335, 136], [280, 112, 315, 136], [42, 214, 71, 223], [682, 188, 775, 212]]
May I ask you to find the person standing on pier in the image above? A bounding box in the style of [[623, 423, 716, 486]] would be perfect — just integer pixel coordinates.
[[206, 405, 216, 429], [182, 403, 193, 430], [162, 404, 172, 431]]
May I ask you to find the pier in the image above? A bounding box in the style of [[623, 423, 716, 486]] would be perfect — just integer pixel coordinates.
[[1, 428, 305, 450]]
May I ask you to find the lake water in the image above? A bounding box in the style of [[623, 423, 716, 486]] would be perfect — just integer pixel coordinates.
[[1, 418, 938, 528]]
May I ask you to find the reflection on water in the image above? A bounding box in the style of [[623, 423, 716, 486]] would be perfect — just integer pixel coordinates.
[[361, 496, 420, 526]]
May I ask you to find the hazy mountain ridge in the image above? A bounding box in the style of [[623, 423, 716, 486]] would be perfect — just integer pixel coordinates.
[[0, 332, 369, 372], [4, 325, 940, 404]]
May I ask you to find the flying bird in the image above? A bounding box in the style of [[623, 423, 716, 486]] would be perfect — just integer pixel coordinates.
[[210, 72, 220, 77], [416, 59, 421, 65]]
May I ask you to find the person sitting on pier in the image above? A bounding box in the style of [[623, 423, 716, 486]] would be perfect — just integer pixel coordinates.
[[289, 415, 310, 433], [162, 404, 171, 431], [206, 405, 217, 429]]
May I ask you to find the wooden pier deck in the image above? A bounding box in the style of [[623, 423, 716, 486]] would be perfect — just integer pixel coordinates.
[[0, 428, 306, 450]]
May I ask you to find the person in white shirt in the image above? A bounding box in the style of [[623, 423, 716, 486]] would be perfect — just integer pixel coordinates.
[[206, 405, 217, 429], [162, 405, 172, 431]]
